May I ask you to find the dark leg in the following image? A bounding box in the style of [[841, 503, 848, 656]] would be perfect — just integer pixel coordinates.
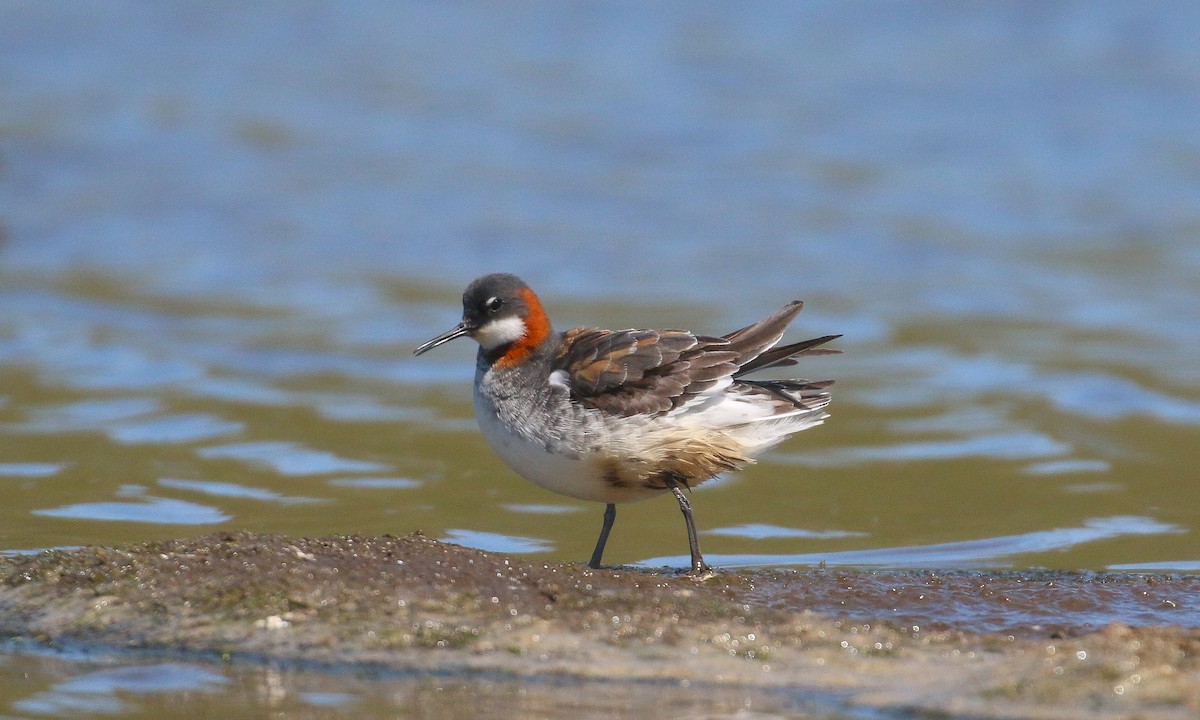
[[664, 478, 712, 576], [588, 503, 617, 569]]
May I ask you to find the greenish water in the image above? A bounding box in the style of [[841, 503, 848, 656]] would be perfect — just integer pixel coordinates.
[[2, 2, 1199, 717]]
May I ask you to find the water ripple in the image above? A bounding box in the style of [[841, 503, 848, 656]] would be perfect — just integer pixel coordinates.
[[0, 462, 68, 477], [4, 397, 161, 433], [33, 496, 231, 525], [639, 516, 1181, 570], [779, 431, 1070, 467], [327, 477, 421, 489], [705, 523, 867, 540], [14, 663, 228, 716], [108, 413, 244, 444], [1108, 560, 1200, 572], [196, 441, 390, 475], [1023, 459, 1111, 475], [441, 529, 554, 554], [502, 504, 583, 515], [853, 350, 1200, 425], [158, 478, 320, 504]]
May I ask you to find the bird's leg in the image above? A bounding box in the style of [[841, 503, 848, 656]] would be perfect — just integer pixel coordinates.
[[588, 503, 617, 569], [664, 477, 712, 577]]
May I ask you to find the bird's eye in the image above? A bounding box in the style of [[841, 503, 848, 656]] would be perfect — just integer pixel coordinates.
[[485, 297, 504, 314]]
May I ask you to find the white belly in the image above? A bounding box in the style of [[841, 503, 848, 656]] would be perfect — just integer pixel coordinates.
[[472, 387, 658, 504]]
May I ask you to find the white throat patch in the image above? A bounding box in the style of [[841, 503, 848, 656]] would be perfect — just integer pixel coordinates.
[[473, 315, 527, 350]]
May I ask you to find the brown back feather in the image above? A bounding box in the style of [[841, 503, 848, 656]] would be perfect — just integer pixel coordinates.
[[555, 328, 738, 416], [554, 302, 837, 417]]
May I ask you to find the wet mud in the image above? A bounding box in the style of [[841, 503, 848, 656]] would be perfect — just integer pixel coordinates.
[[1, 532, 1198, 718]]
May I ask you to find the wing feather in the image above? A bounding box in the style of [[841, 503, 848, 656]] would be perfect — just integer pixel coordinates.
[[553, 303, 837, 418], [555, 328, 736, 416]]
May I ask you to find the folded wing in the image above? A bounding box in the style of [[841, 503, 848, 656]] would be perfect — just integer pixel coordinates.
[[553, 301, 839, 418]]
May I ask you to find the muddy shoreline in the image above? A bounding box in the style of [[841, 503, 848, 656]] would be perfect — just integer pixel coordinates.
[[1, 532, 1197, 718]]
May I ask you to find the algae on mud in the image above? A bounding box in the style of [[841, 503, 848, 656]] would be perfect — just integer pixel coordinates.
[[1, 532, 1198, 719]]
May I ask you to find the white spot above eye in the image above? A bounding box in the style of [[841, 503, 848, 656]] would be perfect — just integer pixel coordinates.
[[473, 315, 526, 350], [548, 369, 571, 391]]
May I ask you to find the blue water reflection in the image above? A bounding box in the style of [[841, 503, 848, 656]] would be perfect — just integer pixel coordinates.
[[108, 413, 244, 444], [327, 477, 421, 490], [13, 663, 228, 716], [502, 504, 583, 515], [641, 516, 1181, 570], [1024, 459, 1111, 475], [158, 478, 320, 504], [706, 524, 866, 540], [0, 463, 67, 478], [4, 398, 162, 434], [442, 529, 554, 554], [34, 493, 231, 525], [196, 442, 390, 475], [782, 431, 1070, 467]]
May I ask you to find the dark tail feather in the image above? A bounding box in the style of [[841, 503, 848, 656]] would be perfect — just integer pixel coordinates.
[[735, 334, 842, 376], [736, 378, 835, 415], [720, 300, 805, 364]]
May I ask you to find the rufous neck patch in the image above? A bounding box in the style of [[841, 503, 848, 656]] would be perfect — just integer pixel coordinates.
[[493, 287, 552, 368]]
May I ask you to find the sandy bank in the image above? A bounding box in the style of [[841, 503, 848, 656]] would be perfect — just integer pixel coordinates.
[[1, 532, 1197, 718]]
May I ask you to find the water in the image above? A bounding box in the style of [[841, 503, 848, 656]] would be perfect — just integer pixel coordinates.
[[2, 2, 1200, 717], [0, 645, 872, 720]]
